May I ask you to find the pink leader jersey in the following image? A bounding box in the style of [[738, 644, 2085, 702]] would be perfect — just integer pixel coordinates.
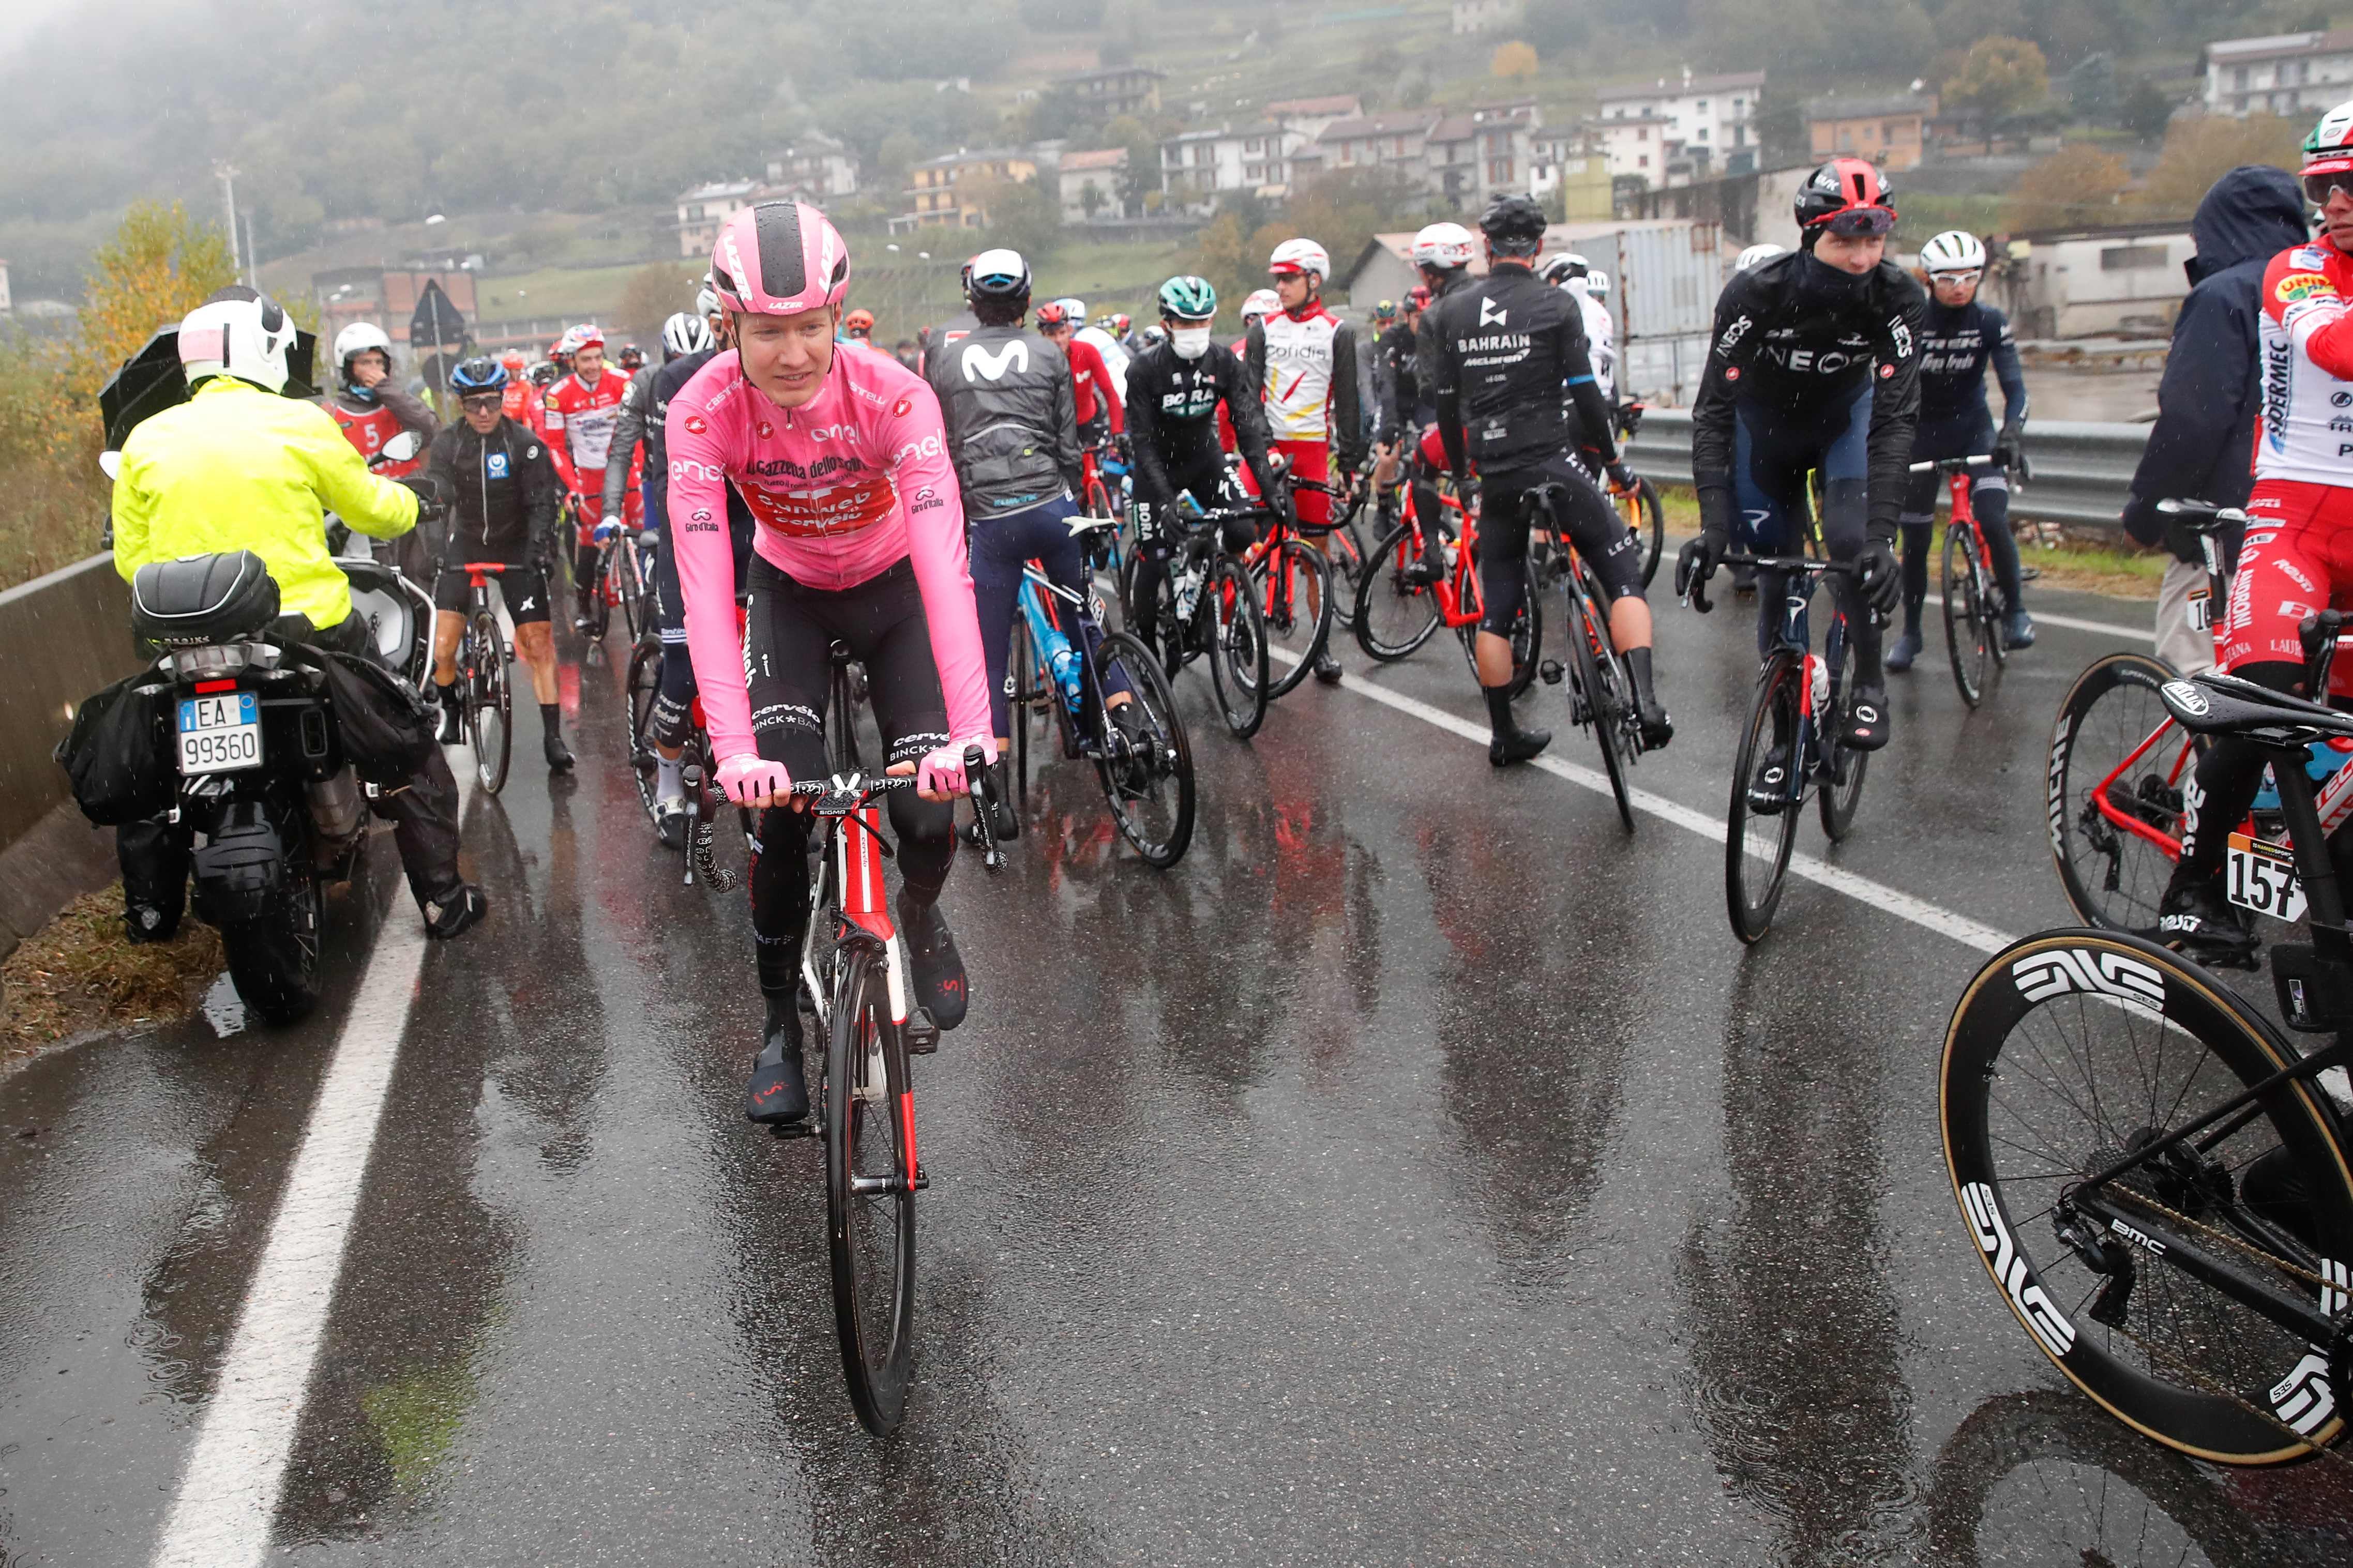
[[665, 341, 992, 765]]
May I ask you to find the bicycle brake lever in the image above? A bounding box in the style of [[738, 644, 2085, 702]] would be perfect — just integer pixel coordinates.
[[963, 744, 1006, 875]]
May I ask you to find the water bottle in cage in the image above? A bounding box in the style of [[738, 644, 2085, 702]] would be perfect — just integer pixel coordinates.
[[1808, 653, 1829, 716], [1175, 565, 1204, 621]]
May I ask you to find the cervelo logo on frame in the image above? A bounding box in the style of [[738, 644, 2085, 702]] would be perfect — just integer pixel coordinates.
[[1959, 1181, 2077, 1360], [2009, 947, 2166, 1009], [961, 341, 1031, 382]]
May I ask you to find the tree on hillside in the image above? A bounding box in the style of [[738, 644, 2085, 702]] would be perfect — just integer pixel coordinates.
[[616, 263, 703, 347], [1108, 116, 1162, 219], [1945, 37, 2049, 124], [2131, 112, 2304, 221], [975, 176, 1064, 263], [70, 201, 237, 395], [2001, 144, 2128, 232], [2121, 77, 2178, 143], [1518, 1, 1591, 52], [1492, 42, 1538, 81]]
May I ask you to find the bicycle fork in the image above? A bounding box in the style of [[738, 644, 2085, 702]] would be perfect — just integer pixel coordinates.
[[808, 802, 929, 1190]]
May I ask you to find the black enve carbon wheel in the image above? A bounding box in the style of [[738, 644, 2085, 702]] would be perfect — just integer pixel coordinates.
[[1353, 519, 1442, 662], [825, 939, 916, 1436], [1940, 929, 2353, 1464], [1726, 652, 1802, 943], [2049, 652, 2191, 932], [1095, 631, 1194, 866], [1204, 555, 1268, 739], [1944, 523, 1990, 708], [466, 608, 511, 794]]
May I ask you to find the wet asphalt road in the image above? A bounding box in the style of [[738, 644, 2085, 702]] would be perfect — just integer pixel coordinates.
[[6, 582, 2353, 1567]]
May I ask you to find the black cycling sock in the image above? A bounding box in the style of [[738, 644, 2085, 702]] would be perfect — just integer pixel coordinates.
[[539, 702, 562, 735], [436, 678, 457, 700], [1625, 645, 1660, 707]]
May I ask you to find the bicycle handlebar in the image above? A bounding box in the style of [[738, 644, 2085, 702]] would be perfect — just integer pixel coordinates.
[[1906, 453, 1998, 474], [1678, 551, 1853, 615]]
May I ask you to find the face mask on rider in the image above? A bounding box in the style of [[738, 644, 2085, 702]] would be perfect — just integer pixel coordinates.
[[1170, 326, 1213, 360]]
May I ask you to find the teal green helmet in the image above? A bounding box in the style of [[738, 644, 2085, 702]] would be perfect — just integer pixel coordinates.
[[1157, 275, 1218, 322]]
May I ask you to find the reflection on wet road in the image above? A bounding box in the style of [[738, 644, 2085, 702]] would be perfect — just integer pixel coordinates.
[[4, 588, 2351, 1566]]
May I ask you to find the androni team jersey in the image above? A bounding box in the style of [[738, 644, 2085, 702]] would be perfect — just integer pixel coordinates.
[[2258, 241, 2353, 486]]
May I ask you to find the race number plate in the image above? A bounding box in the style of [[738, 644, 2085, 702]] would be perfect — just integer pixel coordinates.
[[177, 691, 263, 774], [2186, 586, 2211, 633], [2226, 831, 2305, 924]]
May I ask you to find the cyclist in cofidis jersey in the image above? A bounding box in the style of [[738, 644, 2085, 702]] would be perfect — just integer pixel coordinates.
[[1678, 158, 1925, 760], [1887, 229, 2032, 672], [543, 323, 635, 629], [668, 200, 997, 1126], [1247, 239, 1367, 684], [2153, 101, 2353, 963]]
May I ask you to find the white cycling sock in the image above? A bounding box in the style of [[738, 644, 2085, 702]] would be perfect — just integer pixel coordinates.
[[656, 755, 684, 803]]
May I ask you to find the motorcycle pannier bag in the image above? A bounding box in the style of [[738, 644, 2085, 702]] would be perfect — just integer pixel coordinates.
[[314, 650, 435, 785], [54, 671, 175, 825], [130, 551, 279, 648]]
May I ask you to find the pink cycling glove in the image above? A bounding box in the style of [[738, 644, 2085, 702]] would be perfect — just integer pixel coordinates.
[[916, 740, 997, 797], [716, 754, 792, 808]]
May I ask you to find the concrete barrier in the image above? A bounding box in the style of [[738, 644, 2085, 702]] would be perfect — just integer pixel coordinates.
[[1623, 410, 2152, 531]]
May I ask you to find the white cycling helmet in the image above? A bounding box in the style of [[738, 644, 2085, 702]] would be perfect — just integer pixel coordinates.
[[1240, 287, 1281, 323], [694, 282, 721, 320], [661, 310, 714, 360], [1539, 252, 1589, 286], [180, 287, 299, 394], [333, 321, 393, 375], [1920, 229, 1989, 275], [1734, 242, 1787, 272], [1060, 297, 1088, 323], [1411, 222, 1476, 270], [1269, 237, 1331, 281], [1585, 268, 1610, 298]]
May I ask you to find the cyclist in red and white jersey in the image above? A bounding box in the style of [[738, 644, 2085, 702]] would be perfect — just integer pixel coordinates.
[[542, 323, 635, 627], [2155, 100, 2353, 962], [1246, 239, 1365, 683], [668, 199, 996, 1126], [1037, 300, 1123, 445]]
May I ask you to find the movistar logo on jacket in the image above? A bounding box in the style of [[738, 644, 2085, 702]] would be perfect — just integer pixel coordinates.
[[961, 341, 1031, 382]]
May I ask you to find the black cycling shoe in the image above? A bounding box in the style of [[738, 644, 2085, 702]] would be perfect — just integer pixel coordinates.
[[655, 797, 689, 849], [2151, 877, 2261, 969], [542, 716, 575, 773], [897, 893, 968, 1030], [1842, 686, 1891, 752], [423, 883, 488, 941], [745, 999, 809, 1125], [1746, 743, 1792, 814], [1313, 651, 1344, 684], [1626, 648, 1671, 750], [1484, 685, 1549, 766], [435, 686, 463, 743]]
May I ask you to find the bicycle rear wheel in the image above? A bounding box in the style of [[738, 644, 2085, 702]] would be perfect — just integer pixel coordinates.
[[1505, 557, 1542, 698], [1205, 555, 1269, 739], [1009, 619, 1044, 812], [1817, 636, 1868, 843], [1941, 930, 2353, 1463], [1326, 515, 1367, 634], [2050, 652, 2190, 932], [825, 940, 917, 1437], [1619, 478, 1665, 588], [584, 544, 613, 643], [465, 610, 511, 794], [626, 638, 661, 815], [1253, 538, 1334, 698], [1726, 652, 1802, 943], [1095, 631, 1194, 866], [1944, 524, 1990, 708], [1353, 520, 1443, 662], [1566, 566, 1635, 833]]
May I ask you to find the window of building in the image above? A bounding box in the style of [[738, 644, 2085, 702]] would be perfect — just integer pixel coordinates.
[[1697, 100, 1709, 111], [687, 204, 704, 220], [1637, 126, 1648, 142], [1394, 136, 1408, 156], [2100, 244, 2169, 272], [1732, 97, 1744, 113], [2234, 66, 2249, 89], [1696, 125, 1709, 141], [1488, 158, 1513, 182]]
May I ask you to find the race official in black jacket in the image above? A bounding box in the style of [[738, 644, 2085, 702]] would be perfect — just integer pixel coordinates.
[[1425, 194, 1668, 764], [426, 357, 572, 768]]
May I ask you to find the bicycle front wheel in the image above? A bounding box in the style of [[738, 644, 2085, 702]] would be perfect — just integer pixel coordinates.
[[1353, 521, 1442, 662], [465, 610, 511, 794], [626, 637, 661, 815], [1944, 523, 1990, 708], [1818, 638, 1868, 843], [1254, 538, 1334, 698], [1619, 478, 1665, 588], [1505, 557, 1542, 698], [1205, 555, 1269, 739], [1941, 929, 2353, 1463], [2050, 652, 2190, 932], [1326, 515, 1367, 634], [825, 940, 917, 1437], [1726, 652, 1802, 943], [1095, 631, 1194, 866]]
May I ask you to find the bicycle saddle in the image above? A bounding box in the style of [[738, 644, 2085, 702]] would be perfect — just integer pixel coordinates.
[[2154, 498, 2245, 534], [2159, 671, 2353, 743]]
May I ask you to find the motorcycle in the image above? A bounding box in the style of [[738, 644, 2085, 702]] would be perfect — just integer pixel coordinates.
[[103, 430, 441, 1024]]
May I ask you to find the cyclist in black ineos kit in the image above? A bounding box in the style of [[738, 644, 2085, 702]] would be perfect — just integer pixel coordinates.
[[1678, 157, 1925, 757]]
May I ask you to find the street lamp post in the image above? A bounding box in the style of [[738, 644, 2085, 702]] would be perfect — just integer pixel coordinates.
[[214, 163, 244, 283]]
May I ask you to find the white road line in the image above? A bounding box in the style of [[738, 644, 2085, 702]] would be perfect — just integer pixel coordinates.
[[150, 760, 478, 1568], [2034, 610, 2152, 643], [1277, 651, 2015, 955]]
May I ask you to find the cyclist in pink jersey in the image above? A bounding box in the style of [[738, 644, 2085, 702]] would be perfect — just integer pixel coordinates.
[[669, 199, 996, 1126]]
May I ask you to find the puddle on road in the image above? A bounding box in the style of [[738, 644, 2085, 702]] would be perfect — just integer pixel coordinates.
[[201, 974, 247, 1039]]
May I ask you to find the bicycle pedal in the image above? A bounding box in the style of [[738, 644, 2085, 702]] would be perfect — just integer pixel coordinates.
[[1538, 659, 1565, 686], [767, 1118, 817, 1140], [904, 1007, 941, 1055]]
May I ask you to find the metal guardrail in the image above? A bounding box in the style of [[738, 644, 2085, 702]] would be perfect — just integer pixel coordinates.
[[1623, 410, 2150, 531]]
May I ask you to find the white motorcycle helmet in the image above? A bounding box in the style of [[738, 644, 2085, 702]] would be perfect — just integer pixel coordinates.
[[1734, 242, 1787, 272], [333, 320, 393, 379], [180, 287, 300, 394]]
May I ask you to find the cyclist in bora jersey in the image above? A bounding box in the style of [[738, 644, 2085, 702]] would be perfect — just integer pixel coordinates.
[[1247, 239, 1367, 684], [1123, 276, 1284, 654], [1886, 229, 2033, 671], [1424, 193, 1668, 764], [1678, 158, 1924, 758], [668, 201, 996, 1125], [2153, 101, 2353, 962]]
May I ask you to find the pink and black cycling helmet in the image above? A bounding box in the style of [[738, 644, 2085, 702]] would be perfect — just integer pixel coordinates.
[[710, 200, 852, 316]]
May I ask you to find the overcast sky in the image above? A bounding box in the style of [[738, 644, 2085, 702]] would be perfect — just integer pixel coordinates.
[[1, 0, 92, 57]]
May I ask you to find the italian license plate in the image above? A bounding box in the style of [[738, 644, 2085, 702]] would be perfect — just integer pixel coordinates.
[[2226, 831, 2305, 924], [177, 691, 263, 774]]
